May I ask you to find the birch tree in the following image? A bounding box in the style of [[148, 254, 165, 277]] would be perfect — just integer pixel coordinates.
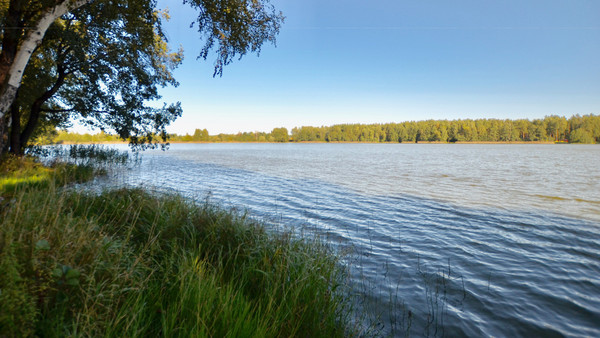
[[0, 0, 284, 154], [7, 2, 184, 154], [1, 1, 89, 115], [1, 0, 92, 151]]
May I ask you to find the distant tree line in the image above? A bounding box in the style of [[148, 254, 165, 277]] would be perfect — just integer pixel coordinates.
[[289, 115, 599, 144], [42, 114, 600, 145], [45, 127, 292, 144], [46, 130, 122, 144], [168, 127, 290, 143], [173, 115, 600, 144]]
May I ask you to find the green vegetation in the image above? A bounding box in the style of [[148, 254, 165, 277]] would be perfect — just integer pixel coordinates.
[[45, 130, 124, 145], [271, 127, 290, 143], [0, 155, 97, 195], [47, 114, 600, 145], [287, 114, 600, 143], [0, 154, 355, 336], [0, 144, 133, 195], [1, 0, 284, 155], [28, 144, 132, 167], [1, 1, 183, 155]]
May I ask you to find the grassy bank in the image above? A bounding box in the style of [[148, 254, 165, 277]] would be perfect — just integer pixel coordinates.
[[0, 155, 98, 196], [0, 157, 355, 336]]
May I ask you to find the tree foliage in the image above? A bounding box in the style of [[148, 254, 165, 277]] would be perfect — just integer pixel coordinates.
[[53, 115, 600, 145], [294, 115, 600, 144], [7, 1, 183, 154], [184, 0, 284, 76], [270, 127, 288, 142], [0, 0, 285, 155]]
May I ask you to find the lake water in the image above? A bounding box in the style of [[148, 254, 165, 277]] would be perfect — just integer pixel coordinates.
[[95, 143, 600, 336]]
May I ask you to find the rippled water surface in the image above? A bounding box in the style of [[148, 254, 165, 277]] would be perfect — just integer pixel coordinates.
[[98, 143, 599, 336]]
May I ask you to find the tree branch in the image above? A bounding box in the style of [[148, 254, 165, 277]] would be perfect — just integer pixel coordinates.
[[1, 0, 92, 117], [19, 65, 69, 148], [39, 108, 75, 113]]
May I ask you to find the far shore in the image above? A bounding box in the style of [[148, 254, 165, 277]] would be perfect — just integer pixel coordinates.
[[52, 140, 560, 146]]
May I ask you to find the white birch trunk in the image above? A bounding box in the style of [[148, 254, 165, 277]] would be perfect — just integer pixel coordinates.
[[0, 0, 91, 118]]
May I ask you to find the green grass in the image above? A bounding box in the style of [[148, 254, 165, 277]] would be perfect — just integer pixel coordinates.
[[0, 155, 99, 195], [0, 161, 356, 336]]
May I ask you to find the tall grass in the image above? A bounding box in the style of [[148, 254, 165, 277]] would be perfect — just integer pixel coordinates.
[[26, 144, 134, 167], [0, 179, 355, 336], [0, 155, 98, 195], [1, 144, 134, 195]]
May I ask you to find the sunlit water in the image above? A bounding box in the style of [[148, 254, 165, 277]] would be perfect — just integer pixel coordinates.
[[92, 143, 599, 337]]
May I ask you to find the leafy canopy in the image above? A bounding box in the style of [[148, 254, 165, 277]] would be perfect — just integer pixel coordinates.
[[185, 0, 284, 76], [1, 0, 284, 152]]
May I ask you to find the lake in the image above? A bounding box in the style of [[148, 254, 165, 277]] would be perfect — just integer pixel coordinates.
[[95, 143, 600, 336]]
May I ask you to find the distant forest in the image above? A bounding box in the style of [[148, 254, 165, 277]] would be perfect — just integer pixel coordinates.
[[49, 114, 600, 145]]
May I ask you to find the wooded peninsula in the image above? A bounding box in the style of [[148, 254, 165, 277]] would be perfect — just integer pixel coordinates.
[[49, 114, 599, 145]]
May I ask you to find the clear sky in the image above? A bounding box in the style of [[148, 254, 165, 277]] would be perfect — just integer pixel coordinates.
[[154, 0, 599, 135]]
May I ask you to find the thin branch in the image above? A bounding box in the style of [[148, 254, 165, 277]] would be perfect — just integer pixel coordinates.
[[40, 108, 75, 113], [40, 108, 112, 114]]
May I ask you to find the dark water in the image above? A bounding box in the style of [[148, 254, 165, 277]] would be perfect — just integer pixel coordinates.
[[96, 143, 600, 337]]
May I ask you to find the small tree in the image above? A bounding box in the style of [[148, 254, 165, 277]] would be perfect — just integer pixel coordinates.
[[192, 128, 210, 142], [270, 127, 289, 142]]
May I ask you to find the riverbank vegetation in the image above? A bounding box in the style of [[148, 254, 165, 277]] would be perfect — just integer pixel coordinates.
[[0, 155, 98, 196], [0, 152, 356, 337], [45, 114, 600, 145]]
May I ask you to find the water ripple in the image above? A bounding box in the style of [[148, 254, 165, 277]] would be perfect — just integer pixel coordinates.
[[94, 144, 600, 337]]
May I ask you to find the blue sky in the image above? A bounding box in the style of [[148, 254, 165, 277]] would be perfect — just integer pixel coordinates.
[[155, 0, 599, 135]]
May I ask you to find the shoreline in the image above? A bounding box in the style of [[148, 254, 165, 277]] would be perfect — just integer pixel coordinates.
[[51, 140, 561, 146], [0, 154, 357, 336]]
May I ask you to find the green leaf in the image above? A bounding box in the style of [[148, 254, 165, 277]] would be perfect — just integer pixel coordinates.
[[65, 268, 80, 280], [52, 268, 63, 278], [35, 239, 50, 251], [66, 278, 79, 286]]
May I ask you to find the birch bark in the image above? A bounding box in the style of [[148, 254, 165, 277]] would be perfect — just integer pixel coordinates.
[[0, 0, 90, 117], [0, 0, 90, 153]]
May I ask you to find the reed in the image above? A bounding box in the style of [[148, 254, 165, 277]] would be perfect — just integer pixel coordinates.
[[26, 144, 134, 166]]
